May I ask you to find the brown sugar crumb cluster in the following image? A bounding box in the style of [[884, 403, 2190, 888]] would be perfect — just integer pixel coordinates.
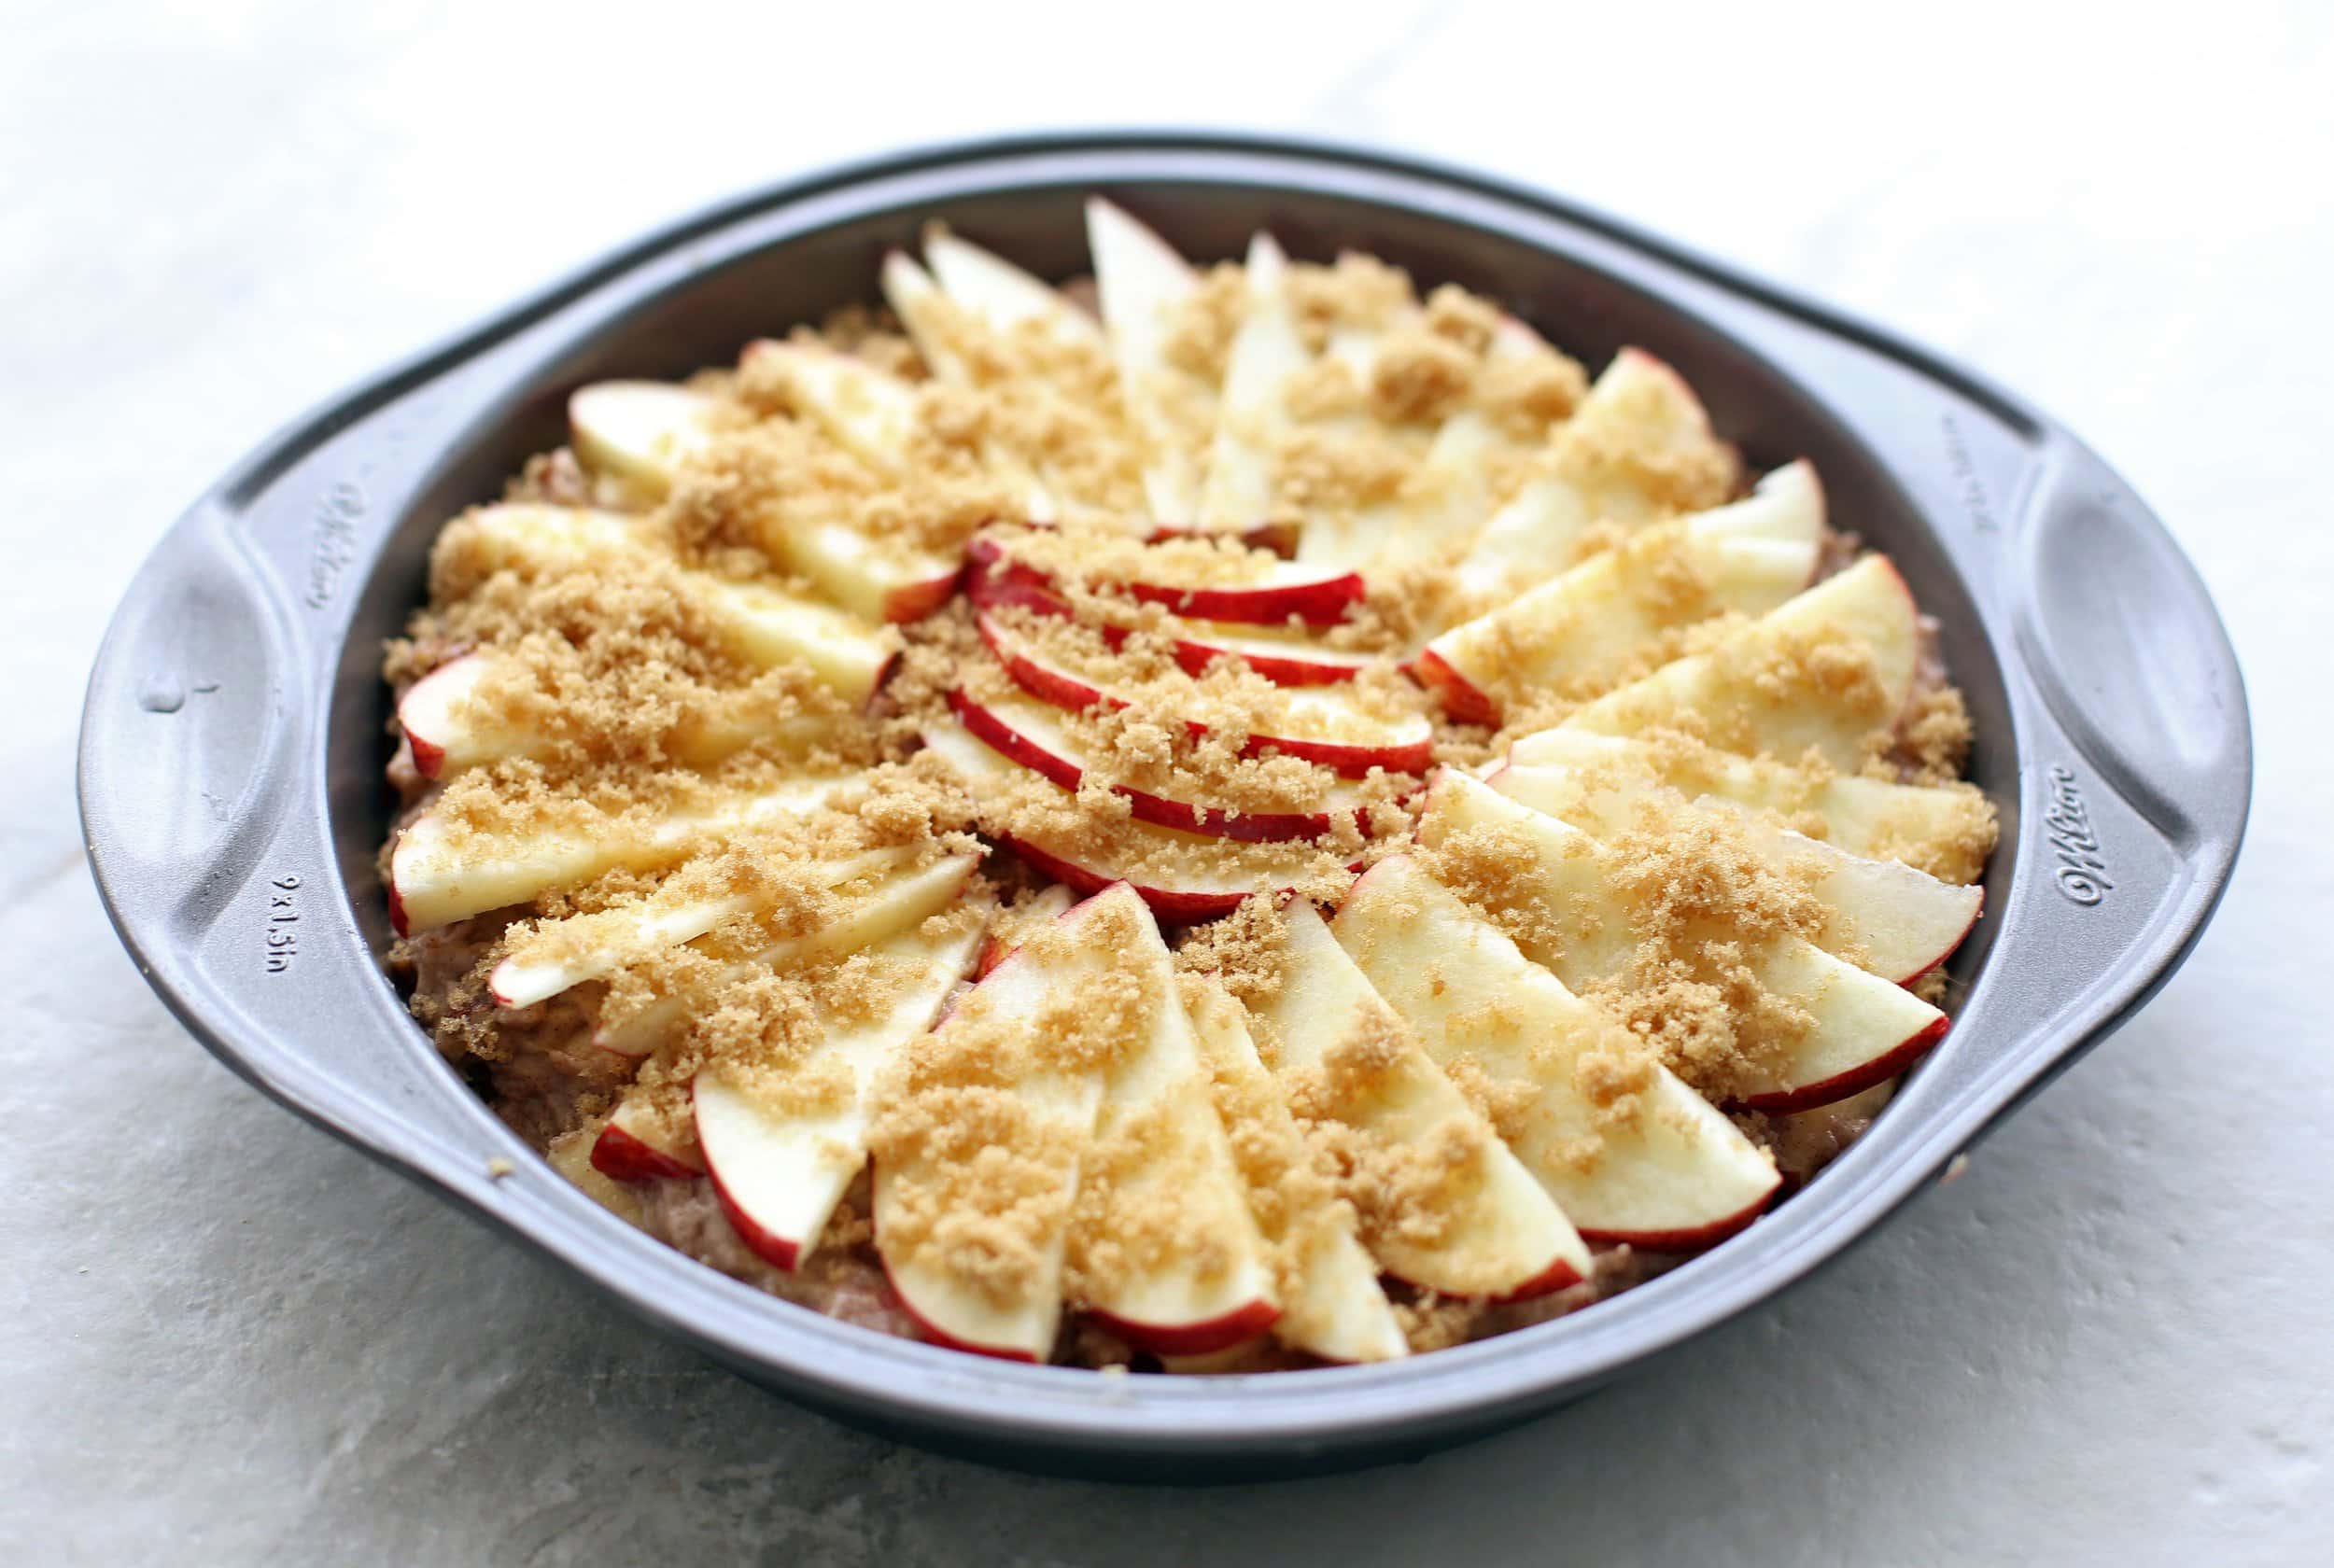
[[667, 412, 1005, 572], [378, 214, 1999, 1373]]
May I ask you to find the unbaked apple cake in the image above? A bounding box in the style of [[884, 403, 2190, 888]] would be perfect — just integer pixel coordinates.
[[383, 201, 1998, 1368]]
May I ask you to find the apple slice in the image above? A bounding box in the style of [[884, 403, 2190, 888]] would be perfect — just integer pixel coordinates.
[[593, 851, 983, 1058], [878, 249, 976, 385], [975, 884, 1076, 979], [918, 721, 1343, 921], [1290, 314, 1573, 575], [869, 883, 1157, 1361], [974, 608, 1430, 777], [1423, 771, 1948, 1112], [966, 534, 1363, 630], [1504, 728, 1994, 885], [1487, 763, 1982, 984], [877, 249, 1063, 519], [486, 846, 913, 1011], [398, 651, 846, 781], [1415, 465, 1826, 723], [387, 770, 857, 935], [947, 686, 1374, 843], [569, 381, 717, 497], [1333, 857, 1780, 1248], [927, 230, 1107, 349], [548, 1120, 646, 1227], [1071, 965, 1279, 1356], [968, 568, 1372, 687], [1239, 898, 1590, 1298], [1182, 975, 1408, 1363], [1454, 347, 1736, 601], [1691, 459, 1826, 544], [1558, 554, 1922, 771], [745, 339, 922, 469], [440, 504, 900, 700], [695, 911, 987, 1270], [1195, 231, 1308, 535], [1086, 197, 1209, 522], [589, 1089, 705, 1183], [1293, 411, 1504, 574], [734, 340, 977, 621]]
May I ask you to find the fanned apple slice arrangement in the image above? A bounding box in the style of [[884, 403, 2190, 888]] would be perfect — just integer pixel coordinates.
[[384, 199, 1998, 1369]]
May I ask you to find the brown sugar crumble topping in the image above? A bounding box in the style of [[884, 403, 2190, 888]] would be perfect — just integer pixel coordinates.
[[381, 203, 1998, 1370]]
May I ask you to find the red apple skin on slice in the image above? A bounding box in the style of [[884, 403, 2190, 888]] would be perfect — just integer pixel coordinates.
[[969, 568, 1370, 688], [1501, 727, 1997, 886], [707, 1165, 806, 1271], [395, 653, 481, 777], [947, 686, 1371, 844], [589, 1105, 705, 1183], [972, 609, 1432, 777], [1082, 1300, 1283, 1358], [991, 825, 1305, 925], [965, 535, 1363, 630], [1065, 957, 1279, 1356], [1146, 520, 1301, 558], [919, 720, 1352, 923], [975, 886, 1076, 979], [1734, 1015, 1949, 1115], [1410, 647, 1501, 727], [1414, 495, 1821, 725]]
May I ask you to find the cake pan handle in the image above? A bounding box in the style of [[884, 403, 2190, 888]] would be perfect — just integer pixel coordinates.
[[79, 501, 305, 938], [2010, 434, 2250, 851]]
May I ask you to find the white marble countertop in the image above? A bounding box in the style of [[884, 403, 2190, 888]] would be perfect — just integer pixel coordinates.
[[6, 2, 2327, 1561]]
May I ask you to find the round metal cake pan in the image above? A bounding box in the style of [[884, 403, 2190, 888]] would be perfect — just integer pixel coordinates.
[[78, 132, 2250, 1480]]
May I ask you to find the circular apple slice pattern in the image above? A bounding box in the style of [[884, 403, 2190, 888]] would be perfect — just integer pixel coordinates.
[[399, 202, 1997, 1372]]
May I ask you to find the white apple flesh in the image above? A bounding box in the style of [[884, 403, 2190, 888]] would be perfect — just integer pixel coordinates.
[[1487, 762, 1982, 984], [1415, 463, 1826, 724], [1195, 232, 1309, 535], [1085, 197, 1207, 522], [592, 852, 982, 1058], [487, 847, 914, 1012], [1183, 976, 1408, 1363], [1453, 347, 1736, 601], [1557, 554, 1922, 771], [871, 884, 1158, 1362], [397, 651, 846, 781], [387, 771, 856, 935], [1423, 772, 1949, 1113], [434, 504, 900, 702], [568, 381, 715, 497], [1071, 960, 1280, 1356], [1334, 857, 1780, 1247], [1504, 727, 1993, 885], [1242, 899, 1591, 1299]]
